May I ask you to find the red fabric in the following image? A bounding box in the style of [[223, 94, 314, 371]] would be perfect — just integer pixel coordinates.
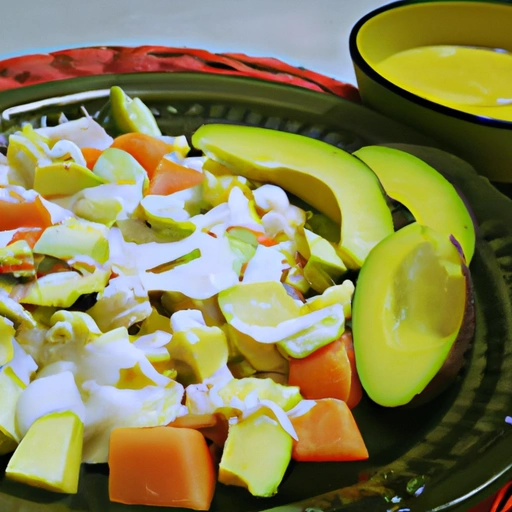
[[0, 45, 360, 102], [0, 44, 508, 510]]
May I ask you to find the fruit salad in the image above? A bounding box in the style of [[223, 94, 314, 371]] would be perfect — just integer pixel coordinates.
[[0, 86, 475, 510]]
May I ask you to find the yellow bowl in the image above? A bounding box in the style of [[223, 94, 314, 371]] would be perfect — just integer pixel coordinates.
[[349, 0, 512, 183]]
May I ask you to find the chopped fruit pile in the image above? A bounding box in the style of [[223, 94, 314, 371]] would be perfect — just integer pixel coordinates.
[[0, 87, 475, 509]]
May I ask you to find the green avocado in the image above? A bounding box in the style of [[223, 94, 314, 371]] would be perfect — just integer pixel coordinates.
[[352, 222, 474, 407], [93, 148, 148, 190], [219, 409, 292, 497], [33, 162, 107, 198], [295, 228, 347, 293], [15, 270, 110, 308], [169, 326, 229, 385], [192, 124, 394, 268], [353, 145, 476, 263], [33, 221, 109, 264]]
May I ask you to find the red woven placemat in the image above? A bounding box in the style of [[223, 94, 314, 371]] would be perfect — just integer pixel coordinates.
[[0, 45, 360, 103]]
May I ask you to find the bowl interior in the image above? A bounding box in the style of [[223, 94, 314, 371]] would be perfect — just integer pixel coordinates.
[[356, 1, 512, 70]]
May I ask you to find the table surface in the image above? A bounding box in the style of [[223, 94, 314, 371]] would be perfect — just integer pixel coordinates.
[[0, 0, 390, 85]]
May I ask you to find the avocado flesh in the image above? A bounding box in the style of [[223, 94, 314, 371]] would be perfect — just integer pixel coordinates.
[[33, 222, 109, 264], [352, 222, 467, 407], [169, 326, 229, 385], [6, 411, 83, 494], [354, 145, 475, 264], [192, 124, 393, 268], [219, 410, 292, 497], [34, 162, 107, 198], [296, 228, 347, 293], [15, 270, 110, 308], [0, 367, 25, 455]]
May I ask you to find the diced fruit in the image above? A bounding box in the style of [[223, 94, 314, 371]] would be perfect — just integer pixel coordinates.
[[276, 304, 345, 359], [226, 235, 257, 276], [148, 157, 205, 196], [81, 147, 103, 170], [0, 367, 25, 455], [117, 218, 195, 244], [202, 171, 252, 207], [304, 280, 354, 319], [108, 426, 215, 510], [86, 275, 151, 331], [33, 162, 107, 197], [33, 219, 109, 264], [0, 241, 35, 278], [138, 307, 173, 335], [290, 399, 368, 461], [219, 410, 292, 497], [14, 269, 110, 308], [139, 196, 196, 235], [111, 132, 173, 179], [219, 281, 300, 328], [352, 222, 473, 407], [283, 266, 310, 295], [217, 377, 302, 411], [0, 317, 15, 366], [224, 324, 288, 374], [168, 413, 229, 447], [8, 227, 44, 249], [6, 411, 83, 494], [73, 188, 123, 227], [192, 124, 393, 268], [162, 293, 225, 327], [0, 197, 52, 231], [354, 145, 476, 263], [295, 228, 347, 293], [110, 86, 162, 136], [219, 281, 344, 354], [6, 128, 51, 188], [288, 332, 362, 409], [169, 326, 229, 385], [93, 147, 148, 189]]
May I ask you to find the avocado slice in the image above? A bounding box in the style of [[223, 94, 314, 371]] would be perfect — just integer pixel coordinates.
[[192, 124, 393, 268], [33, 220, 109, 264], [6, 411, 83, 494], [110, 86, 161, 136], [219, 409, 292, 497], [34, 162, 107, 198], [354, 146, 476, 263], [0, 367, 25, 455], [295, 228, 347, 293], [0, 241, 35, 278], [223, 324, 288, 374], [93, 148, 148, 190], [169, 326, 229, 386], [14, 270, 110, 308], [352, 222, 474, 407]]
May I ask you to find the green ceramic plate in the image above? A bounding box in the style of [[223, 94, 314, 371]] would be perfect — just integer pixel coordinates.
[[0, 73, 510, 512]]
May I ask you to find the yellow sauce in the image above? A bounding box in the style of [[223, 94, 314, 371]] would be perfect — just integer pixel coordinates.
[[376, 45, 512, 121]]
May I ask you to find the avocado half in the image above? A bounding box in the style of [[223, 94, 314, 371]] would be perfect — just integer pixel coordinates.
[[352, 222, 475, 407]]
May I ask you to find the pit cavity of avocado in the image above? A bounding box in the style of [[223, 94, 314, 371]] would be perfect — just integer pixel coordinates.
[[388, 238, 466, 352]]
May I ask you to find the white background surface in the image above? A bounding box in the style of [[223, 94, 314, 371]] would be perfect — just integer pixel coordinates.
[[0, 0, 391, 85]]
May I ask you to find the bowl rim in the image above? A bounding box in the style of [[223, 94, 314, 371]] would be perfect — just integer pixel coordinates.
[[349, 0, 512, 131]]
